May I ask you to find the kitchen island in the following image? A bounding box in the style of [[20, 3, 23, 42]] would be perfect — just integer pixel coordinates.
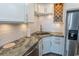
[[0, 32, 64, 56]]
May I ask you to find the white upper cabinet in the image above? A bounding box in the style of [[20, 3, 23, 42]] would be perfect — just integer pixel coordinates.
[[35, 4, 53, 14], [0, 3, 26, 23], [26, 4, 34, 23], [46, 4, 53, 14]]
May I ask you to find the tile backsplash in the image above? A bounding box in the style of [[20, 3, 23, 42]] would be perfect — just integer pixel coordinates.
[[35, 16, 64, 33], [0, 24, 27, 46]]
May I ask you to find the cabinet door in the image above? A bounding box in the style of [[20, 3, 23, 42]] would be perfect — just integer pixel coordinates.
[[42, 37, 51, 54], [26, 4, 34, 22], [59, 37, 64, 55], [51, 37, 64, 55], [35, 4, 53, 14], [39, 40, 42, 56], [0, 3, 26, 22]]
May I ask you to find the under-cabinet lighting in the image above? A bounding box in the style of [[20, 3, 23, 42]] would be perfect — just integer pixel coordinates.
[[20, 24, 27, 28], [55, 23, 61, 28], [48, 15, 52, 19], [0, 24, 12, 31], [19, 24, 27, 31]]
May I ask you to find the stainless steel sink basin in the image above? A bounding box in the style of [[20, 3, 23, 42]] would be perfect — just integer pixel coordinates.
[[32, 32, 50, 35]]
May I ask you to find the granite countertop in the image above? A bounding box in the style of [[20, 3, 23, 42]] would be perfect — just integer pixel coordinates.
[[0, 36, 38, 56], [49, 32, 64, 37], [0, 32, 64, 56], [32, 31, 64, 37]]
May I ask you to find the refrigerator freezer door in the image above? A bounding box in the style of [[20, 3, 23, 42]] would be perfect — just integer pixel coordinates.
[[67, 11, 79, 30]]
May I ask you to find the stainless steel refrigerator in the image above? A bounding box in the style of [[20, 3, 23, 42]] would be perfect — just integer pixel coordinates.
[[65, 10, 79, 56]]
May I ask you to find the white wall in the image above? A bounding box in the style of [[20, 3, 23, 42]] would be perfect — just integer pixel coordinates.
[[64, 3, 79, 10]]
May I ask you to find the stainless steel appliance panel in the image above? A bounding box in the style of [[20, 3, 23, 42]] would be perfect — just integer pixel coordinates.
[[66, 10, 79, 56], [67, 11, 79, 30]]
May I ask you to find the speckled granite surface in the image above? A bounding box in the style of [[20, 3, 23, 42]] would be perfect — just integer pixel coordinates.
[[0, 36, 38, 56], [32, 32, 64, 37], [0, 32, 64, 56]]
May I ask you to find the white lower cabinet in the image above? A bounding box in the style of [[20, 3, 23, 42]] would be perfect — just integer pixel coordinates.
[[51, 37, 64, 55], [39, 36, 64, 56], [39, 37, 51, 55], [42, 37, 51, 54]]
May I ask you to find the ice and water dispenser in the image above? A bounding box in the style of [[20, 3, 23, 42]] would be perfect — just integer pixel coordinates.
[[68, 30, 78, 40]]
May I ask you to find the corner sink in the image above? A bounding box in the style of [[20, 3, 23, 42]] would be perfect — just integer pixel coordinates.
[[32, 31, 50, 35]]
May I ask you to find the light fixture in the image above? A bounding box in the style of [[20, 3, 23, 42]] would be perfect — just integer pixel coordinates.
[[0, 24, 12, 31], [55, 23, 61, 28], [48, 15, 52, 19], [19, 24, 27, 31], [20, 24, 26, 28]]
